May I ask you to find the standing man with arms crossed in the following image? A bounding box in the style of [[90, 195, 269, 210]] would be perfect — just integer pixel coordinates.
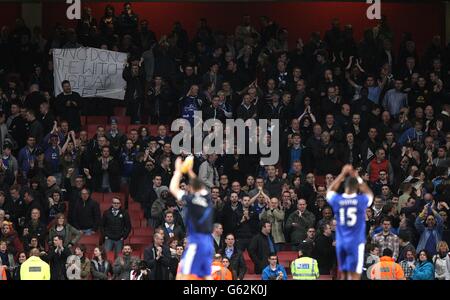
[[170, 156, 215, 280], [326, 164, 374, 280]]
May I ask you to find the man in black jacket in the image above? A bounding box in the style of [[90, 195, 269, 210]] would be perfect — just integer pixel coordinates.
[[143, 232, 171, 280], [72, 188, 100, 235], [221, 192, 243, 236], [102, 197, 131, 257], [220, 233, 247, 280], [123, 63, 145, 124], [312, 223, 335, 275], [55, 80, 82, 131], [92, 146, 120, 193], [48, 235, 72, 280], [248, 221, 276, 274], [64, 170, 93, 225]]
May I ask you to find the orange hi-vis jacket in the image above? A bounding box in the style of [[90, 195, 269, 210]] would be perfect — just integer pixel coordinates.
[[369, 256, 406, 280], [211, 261, 233, 280], [0, 266, 7, 280]]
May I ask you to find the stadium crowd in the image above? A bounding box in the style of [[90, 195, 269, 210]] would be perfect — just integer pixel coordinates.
[[0, 1, 450, 280]]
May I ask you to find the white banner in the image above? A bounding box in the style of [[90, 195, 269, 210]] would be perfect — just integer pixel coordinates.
[[53, 47, 127, 100]]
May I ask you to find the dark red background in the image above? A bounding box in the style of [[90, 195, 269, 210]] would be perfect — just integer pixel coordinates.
[[0, 1, 445, 55]]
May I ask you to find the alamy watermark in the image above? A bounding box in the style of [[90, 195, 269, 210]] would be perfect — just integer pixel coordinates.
[[171, 112, 280, 166], [66, 1, 381, 21], [366, 0, 381, 20]]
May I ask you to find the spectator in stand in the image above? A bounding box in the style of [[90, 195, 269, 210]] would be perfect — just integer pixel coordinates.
[[313, 223, 335, 275], [372, 218, 400, 260], [55, 81, 81, 131], [90, 247, 112, 280], [113, 244, 138, 280], [399, 249, 416, 280], [261, 253, 288, 280], [0, 222, 23, 256], [48, 235, 71, 280], [72, 188, 100, 235], [211, 223, 224, 253], [102, 197, 131, 257], [432, 241, 450, 280], [219, 233, 247, 280], [285, 198, 315, 249], [261, 197, 285, 251], [92, 146, 120, 193], [143, 232, 171, 280], [248, 221, 276, 274], [415, 203, 444, 257], [123, 61, 146, 124], [410, 250, 435, 280]]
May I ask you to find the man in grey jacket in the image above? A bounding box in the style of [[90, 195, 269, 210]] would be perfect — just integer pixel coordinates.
[[198, 154, 219, 191]]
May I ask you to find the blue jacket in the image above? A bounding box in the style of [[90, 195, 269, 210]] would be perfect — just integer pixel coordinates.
[[410, 261, 434, 280], [398, 128, 424, 146], [17, 146, 37, 176], [415, 214, 443, 256], [261, 264, 288, 280]]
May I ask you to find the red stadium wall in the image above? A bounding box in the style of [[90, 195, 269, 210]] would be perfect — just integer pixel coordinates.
[[0, 3, 22, 28], [0, 2, 445, 56]]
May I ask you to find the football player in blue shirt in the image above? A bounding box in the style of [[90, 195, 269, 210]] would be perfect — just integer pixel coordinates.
[[170, 157, 215, 280], [326, 164, 374, 280]]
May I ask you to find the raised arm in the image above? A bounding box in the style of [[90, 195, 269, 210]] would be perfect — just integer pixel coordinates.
[[327, 164, 353, 193], [169, 157, 184, 200]]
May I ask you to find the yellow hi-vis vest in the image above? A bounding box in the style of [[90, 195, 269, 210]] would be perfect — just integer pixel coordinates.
[[20, 256, 51, 280], [290, 257, 320, 280]]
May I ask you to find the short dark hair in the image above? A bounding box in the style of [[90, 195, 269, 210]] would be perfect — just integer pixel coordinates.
[[261, 221, 271, 230], [61, 80, 70, 87], [345, 176, 359, 193], [191, 178, 205, 192], [398, 231, 410, 242], [382, 248, 393, 257], [54, 235, 64, 242]]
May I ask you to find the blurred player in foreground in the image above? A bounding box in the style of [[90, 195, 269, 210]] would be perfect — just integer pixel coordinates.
[[326, 165, 374, 280], [169, 156, 214, 280]]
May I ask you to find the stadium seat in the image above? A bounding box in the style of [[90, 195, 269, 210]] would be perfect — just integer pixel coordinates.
[[87, 124, 101, 139], [132, 227, 153, 237], [113, 107, 127, 116], [127, 125, 142, 133], [79, 234, 101, 245], [243, 274, 260, 280], [130, 236, 152, 246], [277, 251, 297, 270], [86, 116, 108, 124], [100, 202, 111, 213], [91, 192, 103, 203], [243, 251, 255, 274], [315, 176, 325, 187], [128, 201, 141, 212], [80, 115, 87, 126], [106, 251, 116, 263], [110, 116, 130, 125], [130, 217, 142, 228], [148, 125, 158, 136]]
